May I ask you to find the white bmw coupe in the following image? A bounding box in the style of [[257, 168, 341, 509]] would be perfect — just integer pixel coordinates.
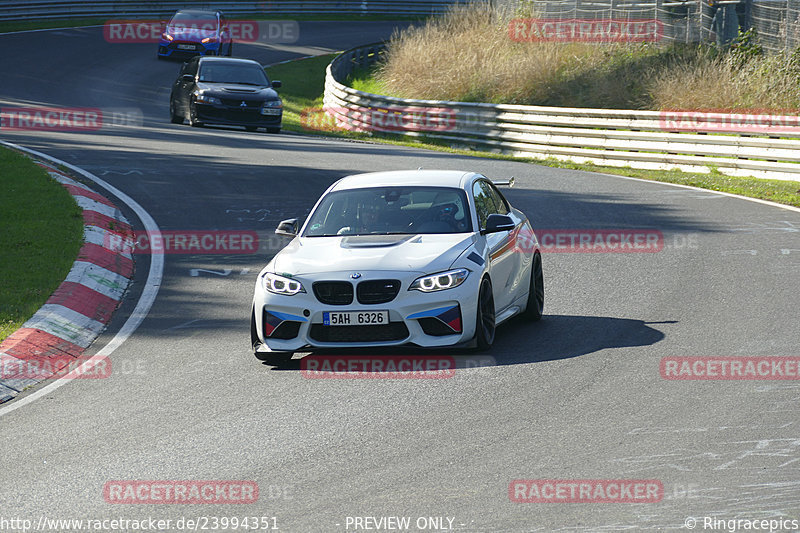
[[250, 170, 544, 364]]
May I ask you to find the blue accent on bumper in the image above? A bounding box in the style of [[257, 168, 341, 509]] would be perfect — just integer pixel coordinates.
[[406, 305, 458, 320], [268, 310, 308, 322]]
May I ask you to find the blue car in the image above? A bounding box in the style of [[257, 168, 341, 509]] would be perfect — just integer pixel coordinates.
[[157, 9, 233, 60]]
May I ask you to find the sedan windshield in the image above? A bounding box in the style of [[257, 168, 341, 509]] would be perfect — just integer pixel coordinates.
[[198, 63, 269, 85], [304, 186, 472, 237]]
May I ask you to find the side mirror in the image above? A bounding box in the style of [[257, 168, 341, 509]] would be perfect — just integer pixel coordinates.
[[275, 218, 298, 237], [271, 80, 282, 89], [482, 214, 515, 235], [181, 74, 194, 82]]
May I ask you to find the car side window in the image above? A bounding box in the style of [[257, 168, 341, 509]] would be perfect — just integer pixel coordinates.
[[485, 182, 509, 215], [473, 181, 495, 230]]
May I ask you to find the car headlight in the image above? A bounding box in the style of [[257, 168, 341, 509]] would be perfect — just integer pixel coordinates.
[[409, 268, 469, 292], [201, 36, 218, 43], [263, 272, 305, 295], [162, 32, 174, 41], [194, 94, 221, 105]]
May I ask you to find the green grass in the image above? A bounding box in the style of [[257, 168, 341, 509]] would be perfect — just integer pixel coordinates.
[[348, 64, 389, 95], [0, 147, 84, 342], [266, 54, 800, 208], [267, 54, 338, 133]]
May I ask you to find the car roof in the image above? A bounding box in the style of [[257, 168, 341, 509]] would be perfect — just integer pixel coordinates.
[[330, 170, 479, 191], [197, 57, 261, 67], [173, 9, 219, 17]]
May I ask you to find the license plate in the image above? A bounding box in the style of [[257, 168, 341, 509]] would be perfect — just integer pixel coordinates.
[[177, 44, 195, 50], [323, 311, 389, 326], [261, 109, 281, 115]]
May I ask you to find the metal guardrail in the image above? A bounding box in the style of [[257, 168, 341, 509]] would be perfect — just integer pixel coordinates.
[[0, 1, 477, 22], [323, 43, 800, 181]]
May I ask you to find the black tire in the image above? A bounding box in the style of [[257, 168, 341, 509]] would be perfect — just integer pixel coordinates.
[[169, 99, 183, 124], [474, 276, 496, 351], [245, 125, 258, 132], [266, 127, 281, 134], [189, 102, 203, 127], [522, 252, 544, 321], [251, 308, 293, 365]]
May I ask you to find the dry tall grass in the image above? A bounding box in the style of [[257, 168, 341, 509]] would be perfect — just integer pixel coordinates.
[[376, 2, 800, 111], [378, 2, 616, 105], [648, 52, 800, 110]]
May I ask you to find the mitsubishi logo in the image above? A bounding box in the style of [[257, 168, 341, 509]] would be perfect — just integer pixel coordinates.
[[240, 101, 247, 107]]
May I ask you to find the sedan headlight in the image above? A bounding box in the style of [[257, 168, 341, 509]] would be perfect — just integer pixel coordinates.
[[409, 268, 469, 292], [162, 32, 174, 41], [201, 36, 218, 44], [263, 272, 305, 295], [194, 93, 222, 105]]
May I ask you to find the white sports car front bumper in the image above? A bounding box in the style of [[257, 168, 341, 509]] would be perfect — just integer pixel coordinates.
[[252, 269, 481, 351]]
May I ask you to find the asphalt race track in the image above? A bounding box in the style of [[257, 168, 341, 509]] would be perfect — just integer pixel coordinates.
[[1, 21, 799, 532]]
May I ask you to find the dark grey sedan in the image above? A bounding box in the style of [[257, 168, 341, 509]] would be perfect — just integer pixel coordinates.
[[169, 56, 282, 133]]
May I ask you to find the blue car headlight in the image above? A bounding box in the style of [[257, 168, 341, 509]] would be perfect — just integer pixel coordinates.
[[409, 268, 469, 292], [263, 272, 305, 296], [194, 93, 222, 105]]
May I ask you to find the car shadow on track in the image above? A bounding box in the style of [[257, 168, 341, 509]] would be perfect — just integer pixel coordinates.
[[262, 314, 670, 371]]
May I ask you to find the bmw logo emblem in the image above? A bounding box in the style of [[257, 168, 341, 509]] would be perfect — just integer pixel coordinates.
[[351, 272, 362, 279]]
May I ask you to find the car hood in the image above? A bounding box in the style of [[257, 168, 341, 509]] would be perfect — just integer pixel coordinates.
[[195, 83, 279, 100], [271, 234, 476, 276], [167, 25, 216, 41]]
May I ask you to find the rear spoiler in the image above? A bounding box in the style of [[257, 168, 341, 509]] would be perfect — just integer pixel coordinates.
[[492, 176, 515, 188]]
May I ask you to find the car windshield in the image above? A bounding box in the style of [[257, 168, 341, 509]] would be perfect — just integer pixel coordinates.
[[170, 12, 216, 26], [198, 63, 269, 85], [303, 186, 472, 237], [168, 13, 217, 36]]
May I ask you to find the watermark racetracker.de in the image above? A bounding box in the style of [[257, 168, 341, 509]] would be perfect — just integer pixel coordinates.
[[103, 19, 299, 44], [661, 356, 800, 380], [509, 479, 664, 503], [514, 228, 665, 254], [300, 355, 457, 379], [0, 355, 112, 380], [105, 230, 259, 254], [103, 480, 259, 504], [301, 106, 457, 133], [509, 18, 663, 42], [0, 107, 142, 131], [659, 109, 800, 134]]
